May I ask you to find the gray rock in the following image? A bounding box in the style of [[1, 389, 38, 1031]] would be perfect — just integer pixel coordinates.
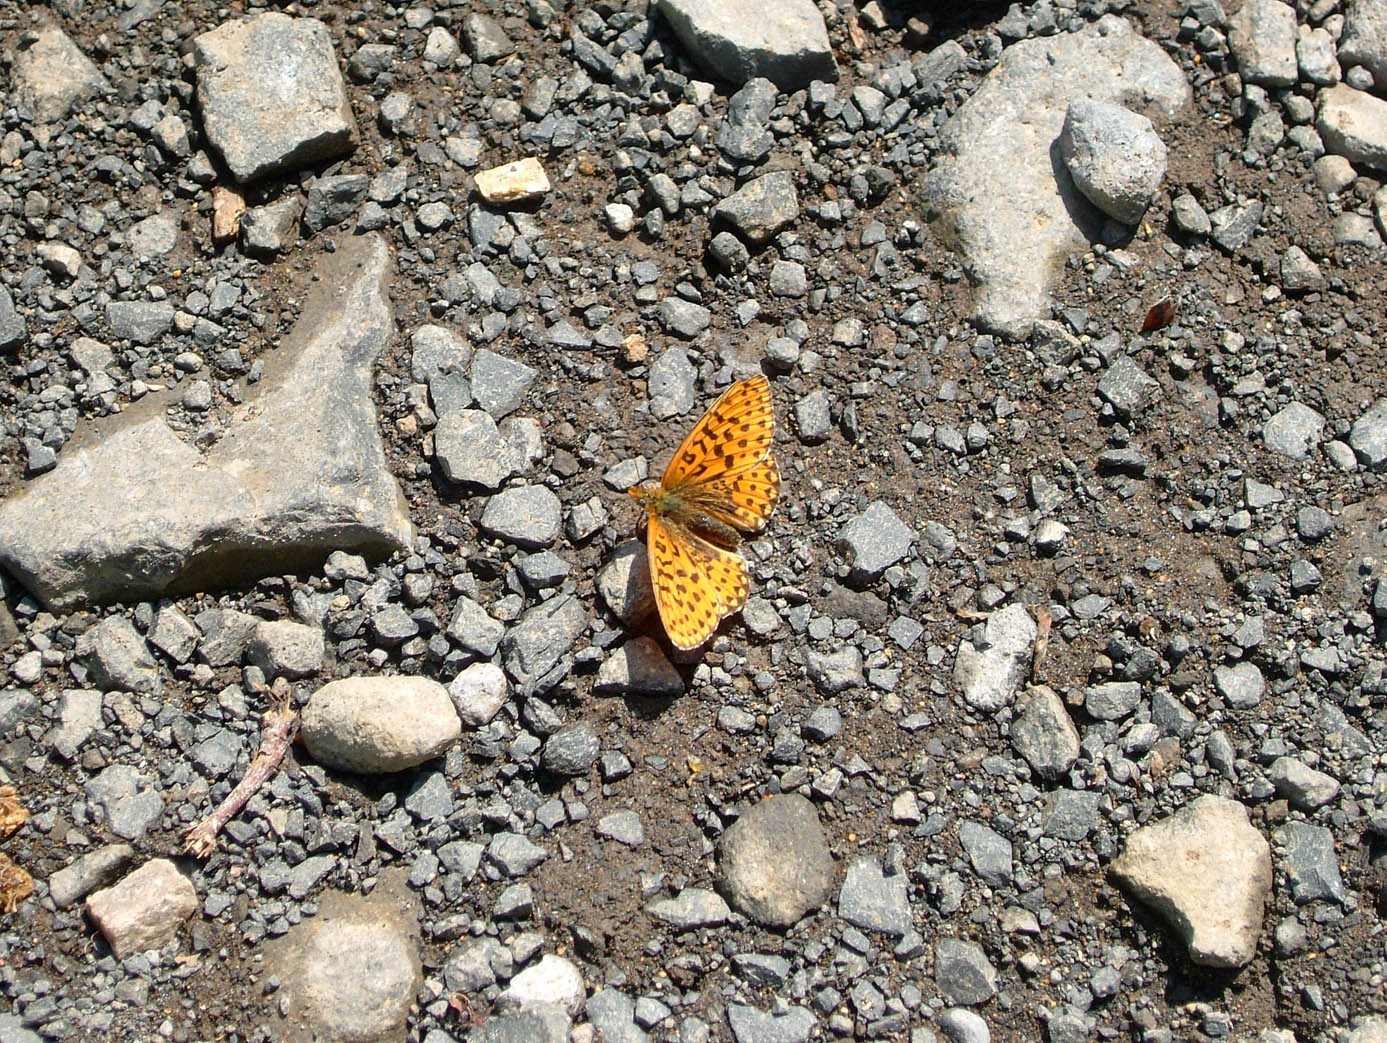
[[479, 485, 561, 549], [793, 390, 832, 443], [47, 689, 103, 761], [1010, 686, 1080, 781], [0, 286, 25, 353], [647, 349, 697, 419], [246, 619, 324, 679], [718, 794, 834, 927], [1214, 661, 1264, 708], [806, 646, 864, 695], [726, 1004, 816, 1043], [264, 876, 421, 1043], [594, 637, 683, 698], [1227, 0, 1298, 86], [447, 661, 508, 727], [1276, 820, 1347, 904], [958, 821, 1013, 889], [1044, 789, 1103, 841], [586, 988, 650, 1043], [501, 594, 588, 696], [952, 604, 1036, 712], [938, 1008, 991, 1043], [486, 833, 548, 877], [596, 810, 645, 847], [127, 211, 180, 260], [1110, 795, 1271, 967], [1348, 398, 1387, 469], [1280, 245, 1325, 292], [304, 174, 370, 232], [712, 170, 799, 245], [196, 608, 260, 667], [106, 300, 174, 345], [838, 855, 911, 936], [1262, 401, 1324, 460], [241, 195, 305, 255], [1297, 26, 1341, 85], [1058, 98, 1167, 224], [463, 13, 512, 63], [1318, 85, 1387, 169], [1269, 757, 1340, 811], [48, 844, 135, 909], [923, 16, 1190, 337], [1084, 681, 1142, 721], [732, 953, 791, 987], [935, 938, 998, 1005], [0, 236, 412, 611], [647, 887, 731, 929], [193, 14, 357, 183], [471, 349, 536, 419], [542, 722, 601, 776], [657, 298, 712, 340], [78, 616, 160, 693], [300, 676, 461, 774], [85, 764, 165, 840], [837, 501, 914, 584], [10, 25, 108, 123], [447, 596, 505, 658], [86, 859, 197, 959], [1171, 193, 1212, 236], [1097, 356, 1160, 420], [656, 0, 836, 91], [597, 541, 656, 626], [1339, 0, 1387, 86], [435, 410, 520, 490]]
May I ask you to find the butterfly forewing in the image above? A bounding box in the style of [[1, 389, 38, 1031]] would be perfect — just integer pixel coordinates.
[[662, 375, 776, 488]]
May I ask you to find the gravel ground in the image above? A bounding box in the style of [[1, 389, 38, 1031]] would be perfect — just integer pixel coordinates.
[[0, 1, 1385, 1042]]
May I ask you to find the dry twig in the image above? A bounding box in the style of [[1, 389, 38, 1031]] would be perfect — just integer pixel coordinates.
[[183, 679, 298, 857]]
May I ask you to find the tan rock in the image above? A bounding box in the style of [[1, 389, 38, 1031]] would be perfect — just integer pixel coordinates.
[[86, 859, 196, 958], [474, 157, 550, 205]]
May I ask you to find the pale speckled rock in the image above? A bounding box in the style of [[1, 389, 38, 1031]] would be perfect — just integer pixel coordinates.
[[655, 0, 837, 90], [193, 13, 357, 183], [301, 676, 461, 774], [85, 859, 197, 959], [1109, 795, 1271, 968], [474, 158, 550, 205], [1318, 84, 1387, 170], [10, 25, 108, 123], [952, 603, 1036, 711], [0, 235, 412, 610], [718, 794, 834, 927]]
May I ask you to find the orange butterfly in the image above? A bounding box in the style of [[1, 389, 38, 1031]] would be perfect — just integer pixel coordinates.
[[628, 375, 780, 650]]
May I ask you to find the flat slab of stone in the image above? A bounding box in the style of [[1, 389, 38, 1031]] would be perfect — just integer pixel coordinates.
[[85, 859, 196, 959], [193, 13, 357, 183], [1109, 795, 1271, 968], [0, 234, 413, 611], [923, 15, 1190, 338], [1317, 84, 1387, 171], [656, 0, 837, 90], [10, 25, 108, 123]]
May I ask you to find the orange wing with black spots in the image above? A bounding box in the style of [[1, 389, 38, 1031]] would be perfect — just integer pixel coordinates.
[[645, 514, 751, 650], [629, 375, 780, 650]]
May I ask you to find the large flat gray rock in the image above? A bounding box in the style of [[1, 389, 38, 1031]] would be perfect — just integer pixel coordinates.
[[9, 25, 108, 123], [0, 234, 413, 610], [656, 0, 836, 90], [923, 15, 1190, 339], [193, 13, 357, 183]]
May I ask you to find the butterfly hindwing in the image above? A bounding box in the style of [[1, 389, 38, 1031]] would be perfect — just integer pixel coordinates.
[[646, 513, 750, 650]]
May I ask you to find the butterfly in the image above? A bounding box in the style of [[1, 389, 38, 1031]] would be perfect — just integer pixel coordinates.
[[628, 375, 780, 650]]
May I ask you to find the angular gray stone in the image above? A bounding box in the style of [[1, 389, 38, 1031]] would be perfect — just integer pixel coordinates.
[[594, 637, 683, 698], [586, 988, 650, 1043], [106, 301, 175, 345], [471, 349, 536, 419], [1010, 686, 1080, 781], [923, 16, 1190, 337], [952, 604, 1036, 712], [1275, 820, 1348, 904], [726, 1004, 816, 1043], [479, 485, 561, 550], [1339, 0, 1387, 86], [1348, 398, 1387, 469], [193, 13, 358, 183], [1269, 756, 1340, 811], [1110, 795, 1271, 968], [958, 821, 1013, 889], [10, 25, 108, 123], [1084, 681, 1142, 721], [1214, 661, 1264, 709], [935, 938, 998, 1006], [85, 764, 165, 841], [435, 410, 520, 490], [0, 286, 25, 353], [656, 0, 837, 90], [0, 235, 412, 611], [246, 619, 324, 679], [304, 174, 370, 232], [541, 722, 600, 776], [300, 676, 461, 774], [647, 349, 697, 419], [1058, 98, 1167, 225], [85, 859, 197, 959], [463, 13, 512, 63], [1262, 401, 1324, 460], [78, 616, 159, 693], [647, 887, 731, 929], [657, 298, 712, 340], [48, 844, 136, 909], [447, 661, 508, 727], [1097, 355, 1160, 420], [712, 170, 799, 245], [501, 594, 588, 696], [1227, 0, 1298, 86], [838, 856, 911, 936], [1318, 85, 1387, 170], [47, 689, 103, 761], [837, 501, 914, 585], [718, 794, 834, 927]]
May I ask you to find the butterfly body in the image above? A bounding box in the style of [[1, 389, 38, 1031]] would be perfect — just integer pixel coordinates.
[[628, 376, 780, 651]]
